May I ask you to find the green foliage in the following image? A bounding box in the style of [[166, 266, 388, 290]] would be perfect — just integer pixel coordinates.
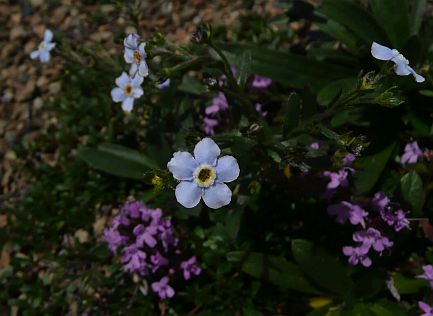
[[3, 0, 433, 314]]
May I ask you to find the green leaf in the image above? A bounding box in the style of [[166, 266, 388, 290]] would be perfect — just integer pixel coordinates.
[[409, 0, 427, 35], [392, 273, 427, 294], [321, 0, 388, 44], [317, 78, 358, 107], [370, 0, 410, 49], [235, 50, 252, 88], [369, 300, 408, 316], [316, 20, 357, 53], [226, 251, 321, 294], [225, 210, 243, 241], [400, 171, 424, 215], [291, 240, 353, 297], [354, 141, 397, 194], [219, 43, 355, 91], [282, 93, 301, 136], [76, 143, 158, 180]]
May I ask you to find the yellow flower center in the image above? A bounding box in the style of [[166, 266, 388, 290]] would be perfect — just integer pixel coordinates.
[[124, 84, 133, 96], [133, 51, 141, 64], [193, 164, 216, 187], [39, 42, 46, 50]]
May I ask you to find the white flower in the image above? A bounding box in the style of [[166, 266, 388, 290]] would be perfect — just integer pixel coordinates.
[[167, 138, 240, 209], [111, 72, 144, 112], [30, 29, 56, 63], [371, 42, 425, 83], [123, 33, 149, 77]]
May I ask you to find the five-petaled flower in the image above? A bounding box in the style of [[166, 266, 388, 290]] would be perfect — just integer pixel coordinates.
[[167, 138, 240, 209], [30, 29, 56, 63], [124, 33, 149, 77], [111, 72, 144, 112], [371, 42, 425, 83]]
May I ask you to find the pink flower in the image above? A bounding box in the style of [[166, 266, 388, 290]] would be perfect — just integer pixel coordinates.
[[151, 276, 175, 299]]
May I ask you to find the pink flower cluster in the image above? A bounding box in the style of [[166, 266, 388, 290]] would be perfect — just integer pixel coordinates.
[[104, 201, 201, 299], [327, 191, 409, 267]]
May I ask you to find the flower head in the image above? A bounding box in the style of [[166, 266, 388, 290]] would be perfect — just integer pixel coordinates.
[[342, 246, 372, 267], [206, 92, 229, 115], [251, 75, 272, 89], [167, 138, 240, 209], [419, 301, 433, 316], [417, 265, 433, 288], [327, 201, 368, 227], [400, 141, 423, 165], [123, 33, 149, 77], [371, 42, 425, 83], [323, 168, 352, 190], [30, 29, 56, 63], [203, 117, 219, 136], [180, 256, 201, 280], [151, 276, 175, 299], [111, 72, 144, 112], [353, 228, 393, 253], [343, 153, 356, 165]]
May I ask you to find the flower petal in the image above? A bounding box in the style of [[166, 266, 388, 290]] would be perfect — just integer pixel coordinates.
[[111, 87, 125, 102], [44, 29, 53, 42], [194, 137, 220, 165], [202, 182, 232, 209], [132, 74, 144, 87], [138, 43, 147, 57], [129, 63, 138, 77], [138, 61, 149, 77], [30, 50, 40, 59], [393, 62, 411, 76], [124, 48, 134, 63], [122, 97, 134, 112], [46, 43, 56, 51], [408, 66, 425, 83], [40, 51, 50, 63], [371, 42, 394, 60], [133, 87, 144, 98], [167, 151, 197, 180], [115, 72, 130, 88], [216, 155, 239, 183], [175, 181, 202, 208], [124, 33, 140, 49]]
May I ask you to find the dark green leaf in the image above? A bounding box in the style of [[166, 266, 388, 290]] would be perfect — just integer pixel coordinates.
[[321, 0, 388, 44], [282, 93, 301, 136], [291, 240, 353, 297], [392, 273, 427, 294], [235, 50, 252, 88], [226, 251, 321, 294], [76, 143, 158, 180], [219, 43, 355, 91], [355, 141, 397, 194], [400, 171, 424, 215], [317, 78, 358, 107], [370, 0, 410, 49]]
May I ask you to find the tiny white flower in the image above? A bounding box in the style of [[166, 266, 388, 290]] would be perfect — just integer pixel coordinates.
[[167, 138, 240, 209], [111, 72, 144, 112], [371, 42, 425, 83], [124, 33, 149, 78], [30, 29, 56, 63]]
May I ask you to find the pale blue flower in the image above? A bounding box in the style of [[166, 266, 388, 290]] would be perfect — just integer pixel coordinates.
[[111, 72, 144, 112], [167, 138, 240, 209], [30, 29, 56, 63], [371, 42, 425, 83], [124, 33, 149, 77]]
